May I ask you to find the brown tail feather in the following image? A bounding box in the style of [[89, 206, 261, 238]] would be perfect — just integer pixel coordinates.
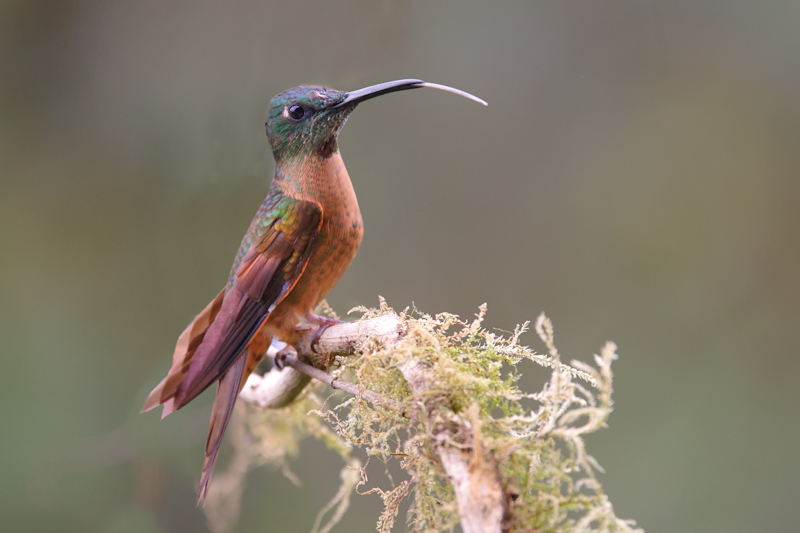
[[196, 353, 247, 506], [195, 330, 272, 505], [195, 333, 270, 506]]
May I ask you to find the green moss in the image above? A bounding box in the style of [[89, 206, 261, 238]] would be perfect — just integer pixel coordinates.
[[234, 300, 641, 533]]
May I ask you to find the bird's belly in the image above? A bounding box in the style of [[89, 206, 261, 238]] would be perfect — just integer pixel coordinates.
[[297, 221, 363, 306]]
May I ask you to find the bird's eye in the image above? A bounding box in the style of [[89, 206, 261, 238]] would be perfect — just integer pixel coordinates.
[[288, 104, 306, 121]]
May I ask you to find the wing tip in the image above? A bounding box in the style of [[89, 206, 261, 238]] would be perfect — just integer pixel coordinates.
[[141, 386, 178, 419], [141, 382, 164, 414], [160, 398, 177, 419]]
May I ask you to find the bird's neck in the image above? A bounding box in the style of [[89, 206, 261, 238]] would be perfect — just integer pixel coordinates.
[[273, 152, 354, 208]]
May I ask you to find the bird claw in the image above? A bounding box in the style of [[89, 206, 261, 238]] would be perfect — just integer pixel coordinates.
[[311, 317, 346, 354], [273, 345, 296, 370], [272, 317, 345, 369]]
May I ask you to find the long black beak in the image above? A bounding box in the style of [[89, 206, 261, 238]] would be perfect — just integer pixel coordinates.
[[335, 78, 487, 108]]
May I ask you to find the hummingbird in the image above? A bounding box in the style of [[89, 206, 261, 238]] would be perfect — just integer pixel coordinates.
[[142, 79, 486, 504]]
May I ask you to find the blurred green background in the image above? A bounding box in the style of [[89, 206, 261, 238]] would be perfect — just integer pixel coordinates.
[[2, 1, 799, 531]]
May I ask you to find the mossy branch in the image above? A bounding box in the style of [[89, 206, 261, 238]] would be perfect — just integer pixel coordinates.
[[204, 300, 642, 533]]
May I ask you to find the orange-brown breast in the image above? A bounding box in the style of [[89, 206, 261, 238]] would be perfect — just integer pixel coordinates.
[[266, 151, 363, 337]]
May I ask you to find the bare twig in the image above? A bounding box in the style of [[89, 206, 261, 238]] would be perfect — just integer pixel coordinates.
[[281, 353, 395, 409], [240, 366, 312, 409]]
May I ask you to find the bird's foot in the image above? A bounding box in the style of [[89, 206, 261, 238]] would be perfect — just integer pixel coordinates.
[[273, 344, 297, 370], [310, 317, 346, 354]]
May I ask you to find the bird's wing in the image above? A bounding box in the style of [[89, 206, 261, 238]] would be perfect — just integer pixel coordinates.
[[142, 193, 322, 415], [141, 288, 225, 416]]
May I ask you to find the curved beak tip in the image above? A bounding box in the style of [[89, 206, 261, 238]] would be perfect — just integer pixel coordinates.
[[337, 79, 487, 108], [418, 82, 488, 106]]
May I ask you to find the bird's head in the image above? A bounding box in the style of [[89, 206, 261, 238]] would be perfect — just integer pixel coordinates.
[[265, 79, 487, 162]]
